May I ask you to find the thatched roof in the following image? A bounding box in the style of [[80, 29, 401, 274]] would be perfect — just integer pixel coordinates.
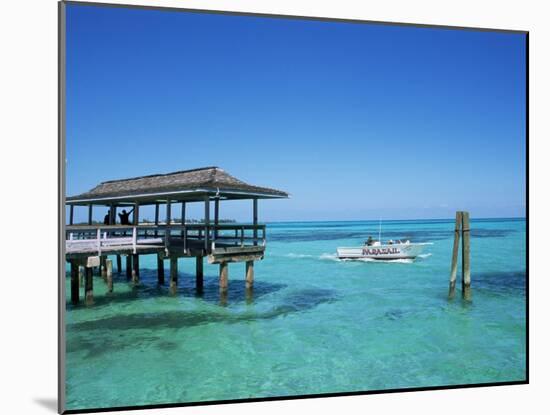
[[67, 167, 289, 205]]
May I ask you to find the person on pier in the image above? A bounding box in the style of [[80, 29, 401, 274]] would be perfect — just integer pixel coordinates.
[[118, 207, 135, 225], [103, 212, 110, 225]]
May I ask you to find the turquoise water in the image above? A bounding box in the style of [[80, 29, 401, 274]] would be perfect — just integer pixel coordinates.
[[64, 218, 526, 410]]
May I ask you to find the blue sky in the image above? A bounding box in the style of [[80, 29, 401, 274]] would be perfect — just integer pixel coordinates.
[[66, 4, 526, 222]]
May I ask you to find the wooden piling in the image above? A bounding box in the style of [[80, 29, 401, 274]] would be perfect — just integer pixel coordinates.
[[125, 255, 132, 280], [116, 255, 122, 274], [219, 262, 228, 293], [85, 267, 94, 306], [169, 256, 178, 294], [101, 256, 107, 280], [448, 211, 462, 299], [70, 262, 79, 305], [245, 260, 254, 290], [78, 265, 84, 287], [106, 259, 113, 292], [196, 256, 204, 293], [131, 254, 140, 284], [220, 290, 228, 307], [462, 211, 471, 301], [157, 254, 165, 285]]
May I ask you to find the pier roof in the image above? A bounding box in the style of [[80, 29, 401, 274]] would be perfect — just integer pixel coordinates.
[[66, 167, 289, 205]]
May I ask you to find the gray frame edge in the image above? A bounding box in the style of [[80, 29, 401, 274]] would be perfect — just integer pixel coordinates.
[[58, 1, 67, 413]]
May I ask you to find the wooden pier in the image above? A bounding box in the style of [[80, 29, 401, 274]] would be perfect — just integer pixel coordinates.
[[65, 167, 288, 305]]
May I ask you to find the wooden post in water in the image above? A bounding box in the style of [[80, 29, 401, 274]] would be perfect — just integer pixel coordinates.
[[70, 261, 79, 305], [116, 255, 122, 274], [219, 262, 228, 293], [462, 211, 471, 301], [196, 256, 204, 293], [100, 256, 107, 280], [157, 254, 165, 285], [78, 265, 85, 287], [448, 211, 472, 300], [106, 258, 113, 293], [245, 261, 254, 290], [125, 255, 132, 280], [169, 256, 178, 294], [132, 254, 140, 284], [85, 267, 94, 306], [448, 211, 462, 299]]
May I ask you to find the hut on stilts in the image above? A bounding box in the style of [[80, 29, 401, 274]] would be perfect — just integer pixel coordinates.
[[65, 167, 288, 305]]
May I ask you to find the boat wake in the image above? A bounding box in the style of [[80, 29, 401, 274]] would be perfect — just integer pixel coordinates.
[[283, 253, 316, 259]]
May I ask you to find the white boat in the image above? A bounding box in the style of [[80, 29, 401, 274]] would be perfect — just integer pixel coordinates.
[[336, 239, 431, 260], [336, 219, 431, 260]]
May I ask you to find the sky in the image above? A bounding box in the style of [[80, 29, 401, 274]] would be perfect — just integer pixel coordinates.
[[65, 4, 526, 223]]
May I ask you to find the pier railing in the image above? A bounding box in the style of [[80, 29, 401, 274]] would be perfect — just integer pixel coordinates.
[[65, 223, 266, 255]]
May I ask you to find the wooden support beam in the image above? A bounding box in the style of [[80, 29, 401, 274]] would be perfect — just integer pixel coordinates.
[[101, 256, 107, 280], [219, 262, 228, 293], [196, 256, 204, 293], [85, 267, 94, 306], [157, 254, 165, 285], [166, 200, 172, 250], [166, 200, 171, 224], [78, 265, 85, 288], [70, 262, 79, 305], [180, 202, 186, 239], [154, 203, 159, 237], [245, 260, 254, 290], [132, 254, 140, 284], [253, 198, 258, 246], [181, 202, 186, 225], [214, 198, 219, 239], [106, 258, 113, 293], [204, 196, 210, 253], [220, 290, 228, 307], [462, 211, 471, 301], [69, 205, 74, 226], [169, 256, 178, 294], [88, 205, 93, 225], [134, 203, 140, 225], [125, 255, 132, 280], [116, 255, 122, 274], [448, 211, 462, 299]]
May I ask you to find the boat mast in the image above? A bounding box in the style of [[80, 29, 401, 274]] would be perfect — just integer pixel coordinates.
[[378, 218, 382, 242]]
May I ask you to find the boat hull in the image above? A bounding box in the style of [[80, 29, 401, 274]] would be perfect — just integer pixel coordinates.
[[336, 243, 428, 260]]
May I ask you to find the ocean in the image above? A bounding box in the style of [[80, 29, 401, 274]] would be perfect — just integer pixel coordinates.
[[64, 218, 527, 410]]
